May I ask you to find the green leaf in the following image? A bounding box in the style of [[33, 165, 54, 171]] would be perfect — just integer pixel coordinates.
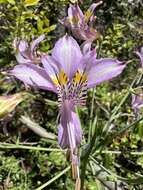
[[49, 152, 66, 166], [87, 180, 106, 190], [44, 24, 56, 33], [138, 121, 143, 139], [37, 18, 44, 32], [24, 0, 40, 6], [0, 0, 15, 4], [20, 116, 56, 140], [0, 0, 7, 3], [7, 0, 15, 4]]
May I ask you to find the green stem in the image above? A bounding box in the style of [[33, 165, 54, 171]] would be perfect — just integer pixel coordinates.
[[35, 166, 70, 190], [90, 156, 129, 181], [80, 158, 88, 190], [16, 0, 24, 39], [102, 72, 141, 136], [117, 116, 143, 135], [95, 150, 143, 155], [97, 116, 143, 152], [0, 143, 63, 152], [90, 156, 143, 184], [80, 127, 97, 189], [88, 89, 96, 142], [8, 143, 143, 155], [3, 142, 143, 155]]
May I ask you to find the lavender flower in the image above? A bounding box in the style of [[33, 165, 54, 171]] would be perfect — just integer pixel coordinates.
[[61, 1, 102, 41], [131, 48, 143, 114], [11, 35, 125, 177], [13, 34, 45, 64], [136, 47, 143, 67], [132, 93, 143, 114]]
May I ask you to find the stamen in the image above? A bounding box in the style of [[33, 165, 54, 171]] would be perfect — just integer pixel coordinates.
[[71, 70, 87, 106], [56, 69, 88, 109]]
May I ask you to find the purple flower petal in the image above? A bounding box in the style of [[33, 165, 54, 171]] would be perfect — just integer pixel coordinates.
[[58, 124, 69, 149], [132, 94, 143, 114], [14, 40, 30, 63], [136, 47, 143, 67], [71, 26, 98, 41], [41, 54, 59, 77], [14, 35, 45, 65], [10, 63, 56, 92], [82, 41, 92, 55], [84, 1, 102, 23], [82, 45, 97, 63], [52, 35, 82, 78], [87, 58, 126, 88], [58, 100, 82, 151], [81, 44, 97, 72], [61, 3, 101, 41], [30, 34, 45, 54], [72, 111, 82, 145], [18, 40, 28, 52], [68, 4, 84, 28], [15, 52, 32, 64]]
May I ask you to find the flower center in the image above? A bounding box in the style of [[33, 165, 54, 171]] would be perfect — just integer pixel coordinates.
[[52, 70, 87, 108]]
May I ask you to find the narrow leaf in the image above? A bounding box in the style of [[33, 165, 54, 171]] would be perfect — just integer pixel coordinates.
[[20, 116, 56, 140], [0, 92, 26, 119], [24, 0, 40, 6]]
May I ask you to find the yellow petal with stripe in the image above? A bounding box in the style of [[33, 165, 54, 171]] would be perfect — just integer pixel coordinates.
[[59, 70, 68, 85], [74, 70, 87, 84]]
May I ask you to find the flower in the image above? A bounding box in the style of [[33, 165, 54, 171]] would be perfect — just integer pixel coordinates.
[[13, 34, 45, 64], [10, 34, 125, 177], [136, 47, 143, 67], [132, 48, 143, 115], [132, 93, 143, 114], [61, 1, 102, 41]]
